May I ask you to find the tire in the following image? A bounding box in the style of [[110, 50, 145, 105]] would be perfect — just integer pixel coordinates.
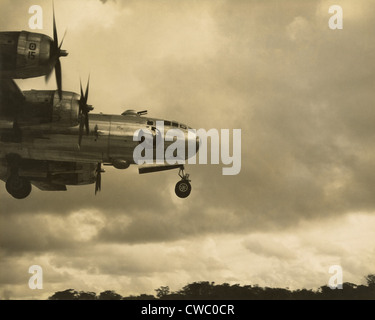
[[6, 176, 32, 199], [175, 180, 192, 198]]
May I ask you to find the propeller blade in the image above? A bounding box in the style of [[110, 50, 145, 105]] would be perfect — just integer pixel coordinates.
[[80, 79, 84, 105], [46, 2, 68, 100], [77, 77, 93, 147], [52, 2, 58, 49], [95, 163, 102, 194], [85, 112, 90, 135], [85, 75, 90, 104], [45, 67, 53, 83], [59, 29, 67, 50], [78, 116, 85, 148], [55, 58, 62, 101], [79, 79, 84, 108]]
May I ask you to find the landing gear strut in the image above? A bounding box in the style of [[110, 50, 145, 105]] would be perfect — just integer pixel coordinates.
[[175, 166, 191, 198], [5, 154, 32, 199]]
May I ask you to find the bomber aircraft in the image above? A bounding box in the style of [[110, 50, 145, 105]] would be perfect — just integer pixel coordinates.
[[0, 8, 198, 199]]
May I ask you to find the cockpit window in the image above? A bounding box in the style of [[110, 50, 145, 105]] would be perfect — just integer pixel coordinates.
[[180, 124, 187, 129], [172, 122, 179, 127], [164, 121, 171, 126], [147, 120, 154, 126]]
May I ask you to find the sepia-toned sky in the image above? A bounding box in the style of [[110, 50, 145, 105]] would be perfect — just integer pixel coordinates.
[[1, 0, 375, 299]]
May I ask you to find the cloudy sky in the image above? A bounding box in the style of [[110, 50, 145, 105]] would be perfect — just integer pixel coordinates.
[[1, 0, 375, 299]]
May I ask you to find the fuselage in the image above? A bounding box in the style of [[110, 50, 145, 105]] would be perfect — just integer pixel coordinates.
[[0, 112, 197, 166]]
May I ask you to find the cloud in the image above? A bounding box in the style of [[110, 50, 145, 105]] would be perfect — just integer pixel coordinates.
[[286, 16, 310, 41], [243, 237, 296, 260]]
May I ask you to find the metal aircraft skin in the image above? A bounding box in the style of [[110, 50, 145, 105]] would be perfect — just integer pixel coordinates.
[[0, 11, 198, 200], [0, 8, 68, 100]]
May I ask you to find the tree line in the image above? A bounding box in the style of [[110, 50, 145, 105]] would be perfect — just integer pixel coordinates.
[[48, 274, 375, 300]]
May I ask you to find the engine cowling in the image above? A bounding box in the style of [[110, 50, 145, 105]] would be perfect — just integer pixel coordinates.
[[0, 31, 54, 79], [21, 90, 80, 127], [49, 162, 97, 186], [17, 160, 97, 186]]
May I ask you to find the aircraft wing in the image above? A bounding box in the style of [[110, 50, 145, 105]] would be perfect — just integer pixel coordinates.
[[0, 157, 97, 194], [31, 180, 67, 191], [0, 78, 25, 116], [138, 164, 183, 174]]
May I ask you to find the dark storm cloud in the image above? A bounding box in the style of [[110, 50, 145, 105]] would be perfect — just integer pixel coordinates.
[[48, 240, 226, 277], [0, 210, 101, 254]]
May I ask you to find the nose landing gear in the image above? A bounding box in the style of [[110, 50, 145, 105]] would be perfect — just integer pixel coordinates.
[[175, 166, 191, 198]]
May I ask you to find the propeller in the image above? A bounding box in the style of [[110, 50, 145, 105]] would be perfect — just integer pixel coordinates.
[[95, 162, 104, 194], [78, 76, 94, 147], [45, 2, 68, 101]]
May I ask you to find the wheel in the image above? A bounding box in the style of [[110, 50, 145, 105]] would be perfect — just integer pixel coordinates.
[[175, 180, 192, 198], [6, 175, 32, 199]]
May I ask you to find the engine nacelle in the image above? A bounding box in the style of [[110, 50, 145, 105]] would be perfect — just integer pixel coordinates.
[[21, 90, 80, 127], [0, 31, 54, 79], [17, 160, 97, 186], [49, 162, 97, 186]]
